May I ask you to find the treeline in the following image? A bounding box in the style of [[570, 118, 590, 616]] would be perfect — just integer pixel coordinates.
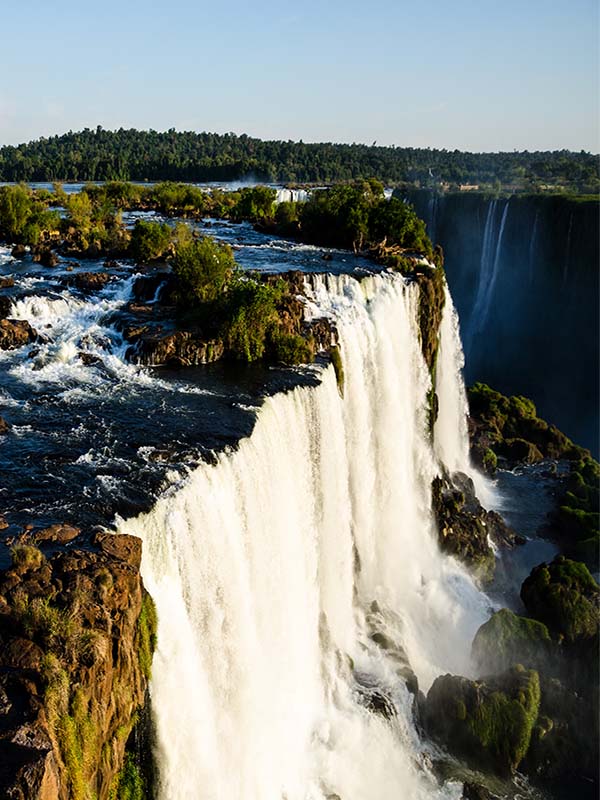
[[0, 128, 597, 192]]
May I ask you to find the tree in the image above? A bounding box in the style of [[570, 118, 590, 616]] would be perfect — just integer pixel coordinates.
[[171, 237, 235, 305]]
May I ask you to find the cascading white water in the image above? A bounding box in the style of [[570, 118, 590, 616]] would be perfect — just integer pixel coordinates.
[[434, 286, 496, 509], [275, 188, 310, 204], [119, 272, 490, 800]]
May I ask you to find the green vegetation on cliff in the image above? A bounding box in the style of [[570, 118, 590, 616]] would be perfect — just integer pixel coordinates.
[[467, 382, 599, 564]]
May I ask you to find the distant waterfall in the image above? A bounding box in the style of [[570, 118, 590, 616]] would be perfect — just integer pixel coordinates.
[[119, 272, 488, 800], [528, 209, 540, 283], [469, 199, 509, 344], [275, 188, 309, 204]]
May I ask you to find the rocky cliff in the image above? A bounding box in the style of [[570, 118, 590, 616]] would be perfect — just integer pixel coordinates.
[[0, 528, 155, 800], [400, 189, 599, 455]]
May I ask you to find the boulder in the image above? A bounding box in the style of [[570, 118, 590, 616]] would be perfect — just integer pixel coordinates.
[[0, 276, 15, 289], [32, 247, 59, 268], [423, 665, 541, 775], [10, 244, 26, 259], [0, 416, 10, 435], [471, 609, 552, 675], [0, 296, 12, 318], [520, 556, 599, 645], [70, 271, 112, 292], [0, 318, 37, 350]]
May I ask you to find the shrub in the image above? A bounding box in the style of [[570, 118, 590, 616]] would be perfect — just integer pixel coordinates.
[[11, 544, 44, 570], [171, 237, 235, 306], [129, 219, 172, 262]]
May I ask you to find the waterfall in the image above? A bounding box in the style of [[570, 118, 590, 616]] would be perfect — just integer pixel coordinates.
[[275, 188, 309, 204], [469, 199, 509, 342], [528, 209, 540, 284], [119, 272, 489, 800], [434, 287, 495, 508]]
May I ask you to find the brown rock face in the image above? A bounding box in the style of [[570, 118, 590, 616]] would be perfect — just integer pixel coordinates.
[[129, 330, 225, 367], [0, 531, 156, 800], [0, 319, 37, 350]]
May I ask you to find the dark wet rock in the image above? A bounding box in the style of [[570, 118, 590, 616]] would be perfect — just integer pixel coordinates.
[[357, 686, 396, 719], [471, 609, 552, 675], [32, 247, 59, 268], [70, 271, 112, 292], [103, 259, 120, 270], [132, 272, 174, 303], [0, 296, 12, 319], [0, 319, 37, 350], [432, 471, 521, 581], [462, 783, 495, 800], [423, 665, 541, 776], [0, 276, 15, 289], [10, 244, 26, 259], [523, 673, 599, 788], [0, 417, 10, 435], [78, 351, 103, 366], [0, 530, 156, 799]]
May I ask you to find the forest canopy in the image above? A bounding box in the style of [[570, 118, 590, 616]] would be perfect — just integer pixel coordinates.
[[0, 128, 597, 193]]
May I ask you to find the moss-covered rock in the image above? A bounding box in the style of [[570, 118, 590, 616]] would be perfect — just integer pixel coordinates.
[[416, 264, 446, 374], [471, 609, 552, 675], [423, 665, 541, 775], [467, 382, 585, 471], [520, 556, 599, 645], [0, 530, 156, 800]]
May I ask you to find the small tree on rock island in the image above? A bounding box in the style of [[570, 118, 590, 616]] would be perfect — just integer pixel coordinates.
[[171, 237, 236, 305]]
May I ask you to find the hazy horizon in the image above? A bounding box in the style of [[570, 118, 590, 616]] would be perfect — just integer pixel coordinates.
[[0, 0, 598, 153]]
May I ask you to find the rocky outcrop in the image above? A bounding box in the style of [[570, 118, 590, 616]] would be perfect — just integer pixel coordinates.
[[69, 273, 112, 293], [129, 329, 225, 367], [422, 665, 541, 775], [431, 471, 523, 581], [123, 269, 336, 368], [0, 319, 37, 350], [0, 529, 156, 800]]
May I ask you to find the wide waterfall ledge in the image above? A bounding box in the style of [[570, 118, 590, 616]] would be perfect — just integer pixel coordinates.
[[118, 271, 496, 800]]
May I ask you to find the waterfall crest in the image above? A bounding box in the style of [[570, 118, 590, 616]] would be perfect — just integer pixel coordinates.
[[119, 272, 489, 799]]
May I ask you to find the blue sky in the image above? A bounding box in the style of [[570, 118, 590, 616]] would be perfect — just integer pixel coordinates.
[[0, 0, 598, 151]]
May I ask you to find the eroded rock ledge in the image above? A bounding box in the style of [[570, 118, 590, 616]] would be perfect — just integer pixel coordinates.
[[0, 528, 155, 800]]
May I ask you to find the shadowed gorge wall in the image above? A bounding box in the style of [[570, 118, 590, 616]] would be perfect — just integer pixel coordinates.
[[401, 190, 599, 454]]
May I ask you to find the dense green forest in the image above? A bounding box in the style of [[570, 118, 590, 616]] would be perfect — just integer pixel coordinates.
[[0, 128, 597, 192]]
